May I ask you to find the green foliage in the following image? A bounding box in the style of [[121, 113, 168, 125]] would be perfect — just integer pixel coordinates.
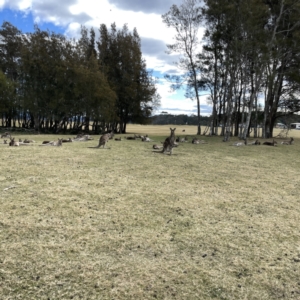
[[0, 21, 158, 133], [0, 70, 15, 112], [98, 24, 159, 132], [198, 0, 300, 138]]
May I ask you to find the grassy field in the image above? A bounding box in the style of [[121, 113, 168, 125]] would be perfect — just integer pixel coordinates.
[[0, 125, 300, 299]]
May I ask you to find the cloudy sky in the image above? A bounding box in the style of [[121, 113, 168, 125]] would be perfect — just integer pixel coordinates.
[[0, 0, 211, 116]]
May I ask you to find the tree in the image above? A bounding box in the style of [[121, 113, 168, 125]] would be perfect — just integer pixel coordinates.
[[20, 26, 68, 131], [98, 23, 159, 133], [201, 0, 300, 138], [162, 0, 203, 135], [0, 70, 16, 125], [0, 22, 22, 127]]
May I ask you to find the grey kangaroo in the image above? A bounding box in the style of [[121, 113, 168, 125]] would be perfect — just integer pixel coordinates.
[[162, 128, 176, 155]]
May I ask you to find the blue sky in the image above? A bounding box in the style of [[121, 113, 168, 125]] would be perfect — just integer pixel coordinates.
[[1, 8, 66, 33], [0, 0, 211, 116]]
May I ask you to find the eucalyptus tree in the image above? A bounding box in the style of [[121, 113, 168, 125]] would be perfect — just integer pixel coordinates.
[[0, 22, 23, 127], [20, 26, 70, 131], [201, 0, 268, 139], [162, 0, 203, 135], [98, 23, 159, 133], [262, 0, 300, 137], [0, 70, 16, 126], [74, 26, 117, 133]]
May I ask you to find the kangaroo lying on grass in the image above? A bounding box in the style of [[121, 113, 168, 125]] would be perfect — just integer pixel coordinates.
[[142, 136, 152, 142], [153, 144, 163, 150], [23, 138, 36, 143], [247, 139, 261, 145], [61, 138, 73, 143], [9, 138, 19, 146], [263, 139, 277, 146], [9, 137, 36, 146], [1, 132, 11, 139], [232, 139, 247, 146], [40, 139, 63, 146], [281, 137, 294, 145], [161, 128, 176, 155], [192, 138, 207, 144], [73, 134, 93, 141]]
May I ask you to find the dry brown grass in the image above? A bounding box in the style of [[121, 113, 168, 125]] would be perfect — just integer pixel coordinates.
[[0, 125, 300, 299]]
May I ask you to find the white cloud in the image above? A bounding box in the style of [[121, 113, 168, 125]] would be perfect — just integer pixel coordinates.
[[0, 0, 210, 115], [18, 0, 31, 10]]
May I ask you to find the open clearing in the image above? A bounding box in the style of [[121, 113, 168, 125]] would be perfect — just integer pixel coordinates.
[[0, 125, 300, 299]]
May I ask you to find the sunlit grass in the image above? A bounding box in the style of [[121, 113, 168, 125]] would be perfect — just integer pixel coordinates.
[[0, 125, 299, 299]]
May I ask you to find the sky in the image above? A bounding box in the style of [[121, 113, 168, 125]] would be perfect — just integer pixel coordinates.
[[0, 0, 211, 116]]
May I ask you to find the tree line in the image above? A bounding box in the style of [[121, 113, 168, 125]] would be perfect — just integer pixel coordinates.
[[163, 0, 300, 138], [0, 22, 160, 133]]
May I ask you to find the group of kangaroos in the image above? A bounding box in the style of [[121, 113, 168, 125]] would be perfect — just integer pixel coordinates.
[[82, 128, 296, 155], [1, 128, 295, 154]]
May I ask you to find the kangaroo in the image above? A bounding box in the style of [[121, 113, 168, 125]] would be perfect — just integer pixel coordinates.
[[142, 136, 151, 142], [153, 144, 162, 150], [62, 138, 73, 143], [247, 139, 261, 145], [3, 140, 7, 144], [9, 137, 19, 146], [23, 138, 35, 143], [73, 134, 93, 141], [96, 132, 112, 148], [40, 139, 63, 146], [1, 132, 11, 138], [115, 137, 122, 141], [192, 138, 207, 144], [232, 139, 246, 146], [263, 139, 277, 146], [281, 137, 294, 145], [162, 128, 176, 155]]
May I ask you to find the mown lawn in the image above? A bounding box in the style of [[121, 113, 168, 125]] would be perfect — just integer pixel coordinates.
[[0, 125, 299, 299]]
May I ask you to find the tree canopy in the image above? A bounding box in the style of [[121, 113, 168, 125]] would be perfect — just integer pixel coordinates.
[[0, 22, 159, 133], [163, 0, 300, 138]]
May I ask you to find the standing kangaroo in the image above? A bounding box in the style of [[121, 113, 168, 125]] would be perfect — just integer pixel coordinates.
[[162, 128, 176, 155], [96, 132, 112, 148]]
